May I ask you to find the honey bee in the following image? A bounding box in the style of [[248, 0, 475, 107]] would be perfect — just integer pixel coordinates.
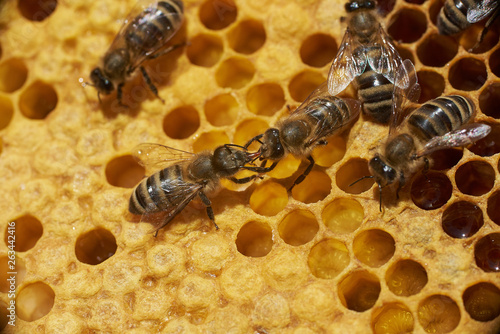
[[327, 0, 403, 123], [365, 60, 491, 210], [129, 143, 265, 234], [245, 82, 361, 190], [88, 0, 184, 105]]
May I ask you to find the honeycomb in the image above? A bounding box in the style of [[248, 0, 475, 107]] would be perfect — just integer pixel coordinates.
[[0, 0, 500, 332]]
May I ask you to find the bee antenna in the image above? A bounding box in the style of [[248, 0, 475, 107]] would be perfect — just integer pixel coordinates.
[[348, 175, 373, 187], [378, 183, 383, 212]]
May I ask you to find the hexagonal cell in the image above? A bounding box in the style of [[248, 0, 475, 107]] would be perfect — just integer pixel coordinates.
[[417, 295, 460, 334], [204, 93, 239, 127], [186, 34, 223, 67], [429, 148, 463, 170], [75, 228, 117, 265], [16, 282, 55, 321], [371, 303, 414, 334], [387, 7, 427, 43], [215, 57, 255, 89], [163, 105, 200, 139], [278, 209, 319, 246], [442, 201, 484, 239], [199, 0, 237, 30], [336, 158, 374, 194], [19, 80, 58, 119], [396, 45, 415, 63], [246, 83, 285, 116], [488, 191, 500, 226], [410, 171, 452, 210], [4, 215, 43, 252], [338, 270, 381, 312], [192, 131, 230, 153], [462, 282, 500, 322], [227, 19, 266, 54], [462, 25, 500, 55], [455, 160, 495, 196], [353, 229, 395, 268], [385, 259, 428, 297], [448, 57, 487, 91], [417, 70, 445, 103], [18, 0, 57, 21], [0, 94, 14, 130], [479, 82, 500, 118], [265, 154, 302, 180], [469, 123, 500, 156], [105, 155, 145, 189], [308, 239, 350, 279], [291, 170, 331, 204], [474, 233, 500, 272], [311, 135, 346, 167], [288, 70, 325, 103], [235, 221, 273, 257], [299, 33, 337, 68], [0, 58, 28, 93], [249, 181, 288, 216], [0, 256, 26, 293], [417, 34, 458, 67], [490, 47, 500, 78], [233, 118, 269, 146], [322, 198, 364, 234]]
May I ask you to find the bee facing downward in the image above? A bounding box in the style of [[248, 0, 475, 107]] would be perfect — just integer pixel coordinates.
[[89, 0, 184, 105], [129, 143, 266, 235]]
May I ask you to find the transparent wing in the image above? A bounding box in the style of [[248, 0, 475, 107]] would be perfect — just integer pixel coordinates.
[[389, 59, 421, 135], [132, 143, 194, 174], [415, 123, 491, 158], [367, 25, 403, 84], [327, 28, 367, 96], [467, 0, 498, 23]]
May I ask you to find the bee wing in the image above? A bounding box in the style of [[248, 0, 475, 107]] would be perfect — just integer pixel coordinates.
[[367, 25, 403, 84], [467, 0, 499, 23], [327, 28, 367, 96], [132, 143, 194, 174], [415, 123, 491, 158], [389, 59, 421, 135]]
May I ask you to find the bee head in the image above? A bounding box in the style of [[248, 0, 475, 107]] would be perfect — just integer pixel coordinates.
[[345, 0, 376, 12], [90, 67, 114, 95], [260, 128, 284, 160], [368, 155, 396, 188], [213, 145, 248, 175]]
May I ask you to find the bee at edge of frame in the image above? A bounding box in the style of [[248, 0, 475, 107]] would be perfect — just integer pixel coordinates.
[[437, 0, 499, 37]]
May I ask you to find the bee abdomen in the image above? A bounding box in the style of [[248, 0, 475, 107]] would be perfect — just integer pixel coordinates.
[[437, 0, 472, 35], [307, 96, 353, 130], [356, 69, 393, 123], [407, 95, 474, 142]]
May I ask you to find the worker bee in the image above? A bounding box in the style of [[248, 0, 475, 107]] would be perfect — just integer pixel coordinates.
[[245, 82, 361, 190], [364, 60, 491, 210], [327, 0, 403, 124], [88, 0, 184, 105], [129, 143, 266, 234]]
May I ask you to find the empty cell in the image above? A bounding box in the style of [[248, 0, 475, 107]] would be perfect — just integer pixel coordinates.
[[18, 0, 57, 21], [204, 93, 239, 126], [455, 161, 495, 196], [417, 70, 445, 103], [469, 123, 500, 156], [19, 80, 58, 119], [491, 48, 500, 78], [215, 57, 255, 89], [462, 26, 500, 55], [249, 181, 288, 216], [233, 118, 269, 146], [474, 233, 500, 272], [387, 7, 427, 43], [4, 215, 43, 252], [288, 70, 325, 103], [417, 34, 458, 67], [336, 159, 374, 194], [322, 198, 364, 234], [0, 256, 25, 293], [338, 270, 381, 312], [163, 105, 200, 139], [246, 83, 285, 116], [487, 191, 500, 226], [291, 170, 331, 204], [278, 210, 318, 246], [186, 34, 223, 67], [410, 172, 452, 210], [105, 155, 145, 189], [16, 282, 55, 321], [385, 259, 428, 297], [199, 0, 237, 30], [479, 83, 500, 118], [299, 33, 337, 68], [371, 303, 414, 334], [192, 131, 230, 153], [448, 58, 487, 91], [235, 221, 273, 257], [0, 95, 14, 130], [462, 282, 500, 322], [307, 239, 350, 279], [0, 58, 28, 93], [417, 295, 460, 334], [311, 136, 346, 168], [227, 19, 266, 54], [429, 148, 463, 170], [75, 228, 117, 265], [353, 229, 395, 268], [442, 201, 484, 239]]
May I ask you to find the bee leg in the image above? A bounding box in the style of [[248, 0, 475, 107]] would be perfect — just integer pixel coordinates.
[[198, 191, 219, 230], [146, 43, 186, 61], [154, 230, 159, 238], [244, 134, 264, 149], [422, 157, 430, 181], [229, 175, 257, 184], [395, 173, 406, 200], [117, 82, 127, 107], [471, 7, 500, 51], [140, 66, 165, 104], [245, 161, 278, 174], [378, 183, 383, 212], [289, 156, 315, 191]]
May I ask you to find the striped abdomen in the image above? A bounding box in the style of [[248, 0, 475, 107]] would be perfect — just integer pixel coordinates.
[[306, 96, 355, 132], [356, 68, 394, 124], [406, 95, 474, 142], [125, 0, 184, 53], [437, 0, 475, 35]]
